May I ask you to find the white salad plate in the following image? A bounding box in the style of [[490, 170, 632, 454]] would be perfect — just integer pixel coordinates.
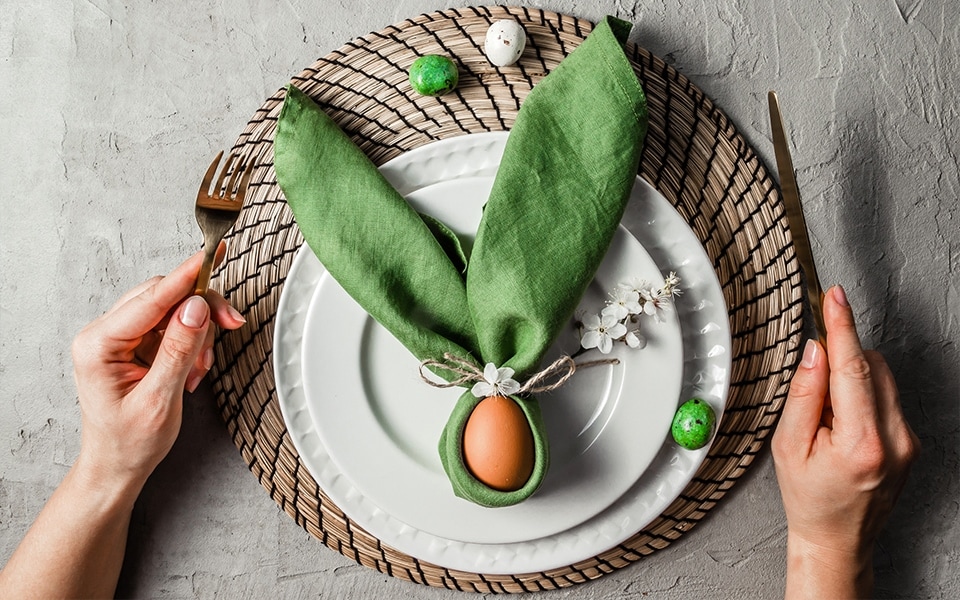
[[274, 132, 731, 574]]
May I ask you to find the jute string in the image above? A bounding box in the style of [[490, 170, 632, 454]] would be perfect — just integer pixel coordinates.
[[418, 352, 620, 396]]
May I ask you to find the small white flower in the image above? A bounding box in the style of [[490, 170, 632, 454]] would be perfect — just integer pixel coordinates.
[[641, 287, 672, 323], [624, 330, 647, 349], [602, 287, 642, 320], [580, 313, 627, 354], [471, 362, 521, 398], [664, 271, 683, 297], [619, 277, 651, 295]]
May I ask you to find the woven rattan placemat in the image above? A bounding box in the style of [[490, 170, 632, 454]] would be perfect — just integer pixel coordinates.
[[210, 5, 803, 593]]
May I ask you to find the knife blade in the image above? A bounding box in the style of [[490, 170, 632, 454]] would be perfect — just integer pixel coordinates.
[[768, 90, 827, 347]]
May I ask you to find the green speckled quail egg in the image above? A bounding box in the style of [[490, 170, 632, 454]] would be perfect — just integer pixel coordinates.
[[671, 397, 717, 450], [408, 55, 459, 96]]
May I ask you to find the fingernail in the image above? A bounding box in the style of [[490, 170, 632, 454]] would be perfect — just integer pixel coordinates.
[[202, 346, 215, 371], [227, 305, 247, 324], [800, 339, 820, 369], [833, 285, 849, 307], [186, 373, 203, 394], [180, 296, 209, 329]]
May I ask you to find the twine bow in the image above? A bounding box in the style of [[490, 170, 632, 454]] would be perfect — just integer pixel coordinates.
[[419, 352, 620, 397]]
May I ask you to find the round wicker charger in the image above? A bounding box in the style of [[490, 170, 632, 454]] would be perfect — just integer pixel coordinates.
[[210, 5, 803, 593]]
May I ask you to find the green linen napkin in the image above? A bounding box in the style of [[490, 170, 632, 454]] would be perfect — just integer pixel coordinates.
[[275, 16, 647, 507]]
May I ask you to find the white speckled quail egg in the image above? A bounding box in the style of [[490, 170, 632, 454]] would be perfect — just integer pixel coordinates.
[[484, 20, 526, 67]]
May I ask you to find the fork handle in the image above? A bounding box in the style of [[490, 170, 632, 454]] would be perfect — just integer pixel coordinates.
[[194, 241, 219, 296]]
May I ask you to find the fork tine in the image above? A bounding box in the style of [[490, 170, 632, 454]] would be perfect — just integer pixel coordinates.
[[214, 152, 239, 195], [225, 152, 247, 198], [235, 158, 254, 205], [199, 150, 224, 197]]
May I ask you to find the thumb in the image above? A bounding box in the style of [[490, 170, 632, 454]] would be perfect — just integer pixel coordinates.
[[144, 295, 210, 393]]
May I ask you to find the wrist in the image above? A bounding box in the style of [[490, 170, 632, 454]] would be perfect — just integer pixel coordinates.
[[785, 532, 873, 599], [70, 451, 145, 515]]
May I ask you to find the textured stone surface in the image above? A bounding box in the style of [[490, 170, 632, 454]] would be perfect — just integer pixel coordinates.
[[1, 1, 957, 598]]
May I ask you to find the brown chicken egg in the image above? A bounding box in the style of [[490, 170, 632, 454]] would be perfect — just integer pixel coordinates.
[[462, 395, 535, 492]]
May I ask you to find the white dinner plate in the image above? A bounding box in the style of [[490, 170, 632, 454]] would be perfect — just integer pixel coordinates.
[[301, 188, 682, 544], [275, 132, 731, 573]]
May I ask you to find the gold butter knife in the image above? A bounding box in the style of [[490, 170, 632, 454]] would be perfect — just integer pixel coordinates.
[[768, 91, 827, 347]]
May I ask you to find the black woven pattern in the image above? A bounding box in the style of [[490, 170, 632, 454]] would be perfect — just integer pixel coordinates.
[[209, 5, 802, 593]]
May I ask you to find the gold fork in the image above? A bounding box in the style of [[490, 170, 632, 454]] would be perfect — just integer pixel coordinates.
[[194, 150, 253, 296]]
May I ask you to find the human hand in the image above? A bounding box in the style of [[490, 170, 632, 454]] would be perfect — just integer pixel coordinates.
[[772, 285, 919, 598], [70, 243, 246, 499]]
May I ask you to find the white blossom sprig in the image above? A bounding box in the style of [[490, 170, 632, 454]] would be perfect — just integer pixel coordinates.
[[576, 272, 681, 354]]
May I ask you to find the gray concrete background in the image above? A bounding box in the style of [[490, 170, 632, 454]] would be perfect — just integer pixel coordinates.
[[1, 1, 957, 598]]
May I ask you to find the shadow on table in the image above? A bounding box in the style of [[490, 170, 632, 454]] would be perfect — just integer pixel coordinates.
[[115, 380, 238, 597], [838, 106, 958, 599]]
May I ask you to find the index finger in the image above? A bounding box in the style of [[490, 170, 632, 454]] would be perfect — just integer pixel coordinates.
[[824, 285, 880, 437], [775, 339, 829, 456], [104, 243, 228, 318], [100, 243, 226, 341]]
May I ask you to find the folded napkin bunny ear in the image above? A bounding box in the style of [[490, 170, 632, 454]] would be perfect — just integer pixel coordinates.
[[275, 15, 647, 508], [275, 84, 481, 368], [466, 15, 647, 377]]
